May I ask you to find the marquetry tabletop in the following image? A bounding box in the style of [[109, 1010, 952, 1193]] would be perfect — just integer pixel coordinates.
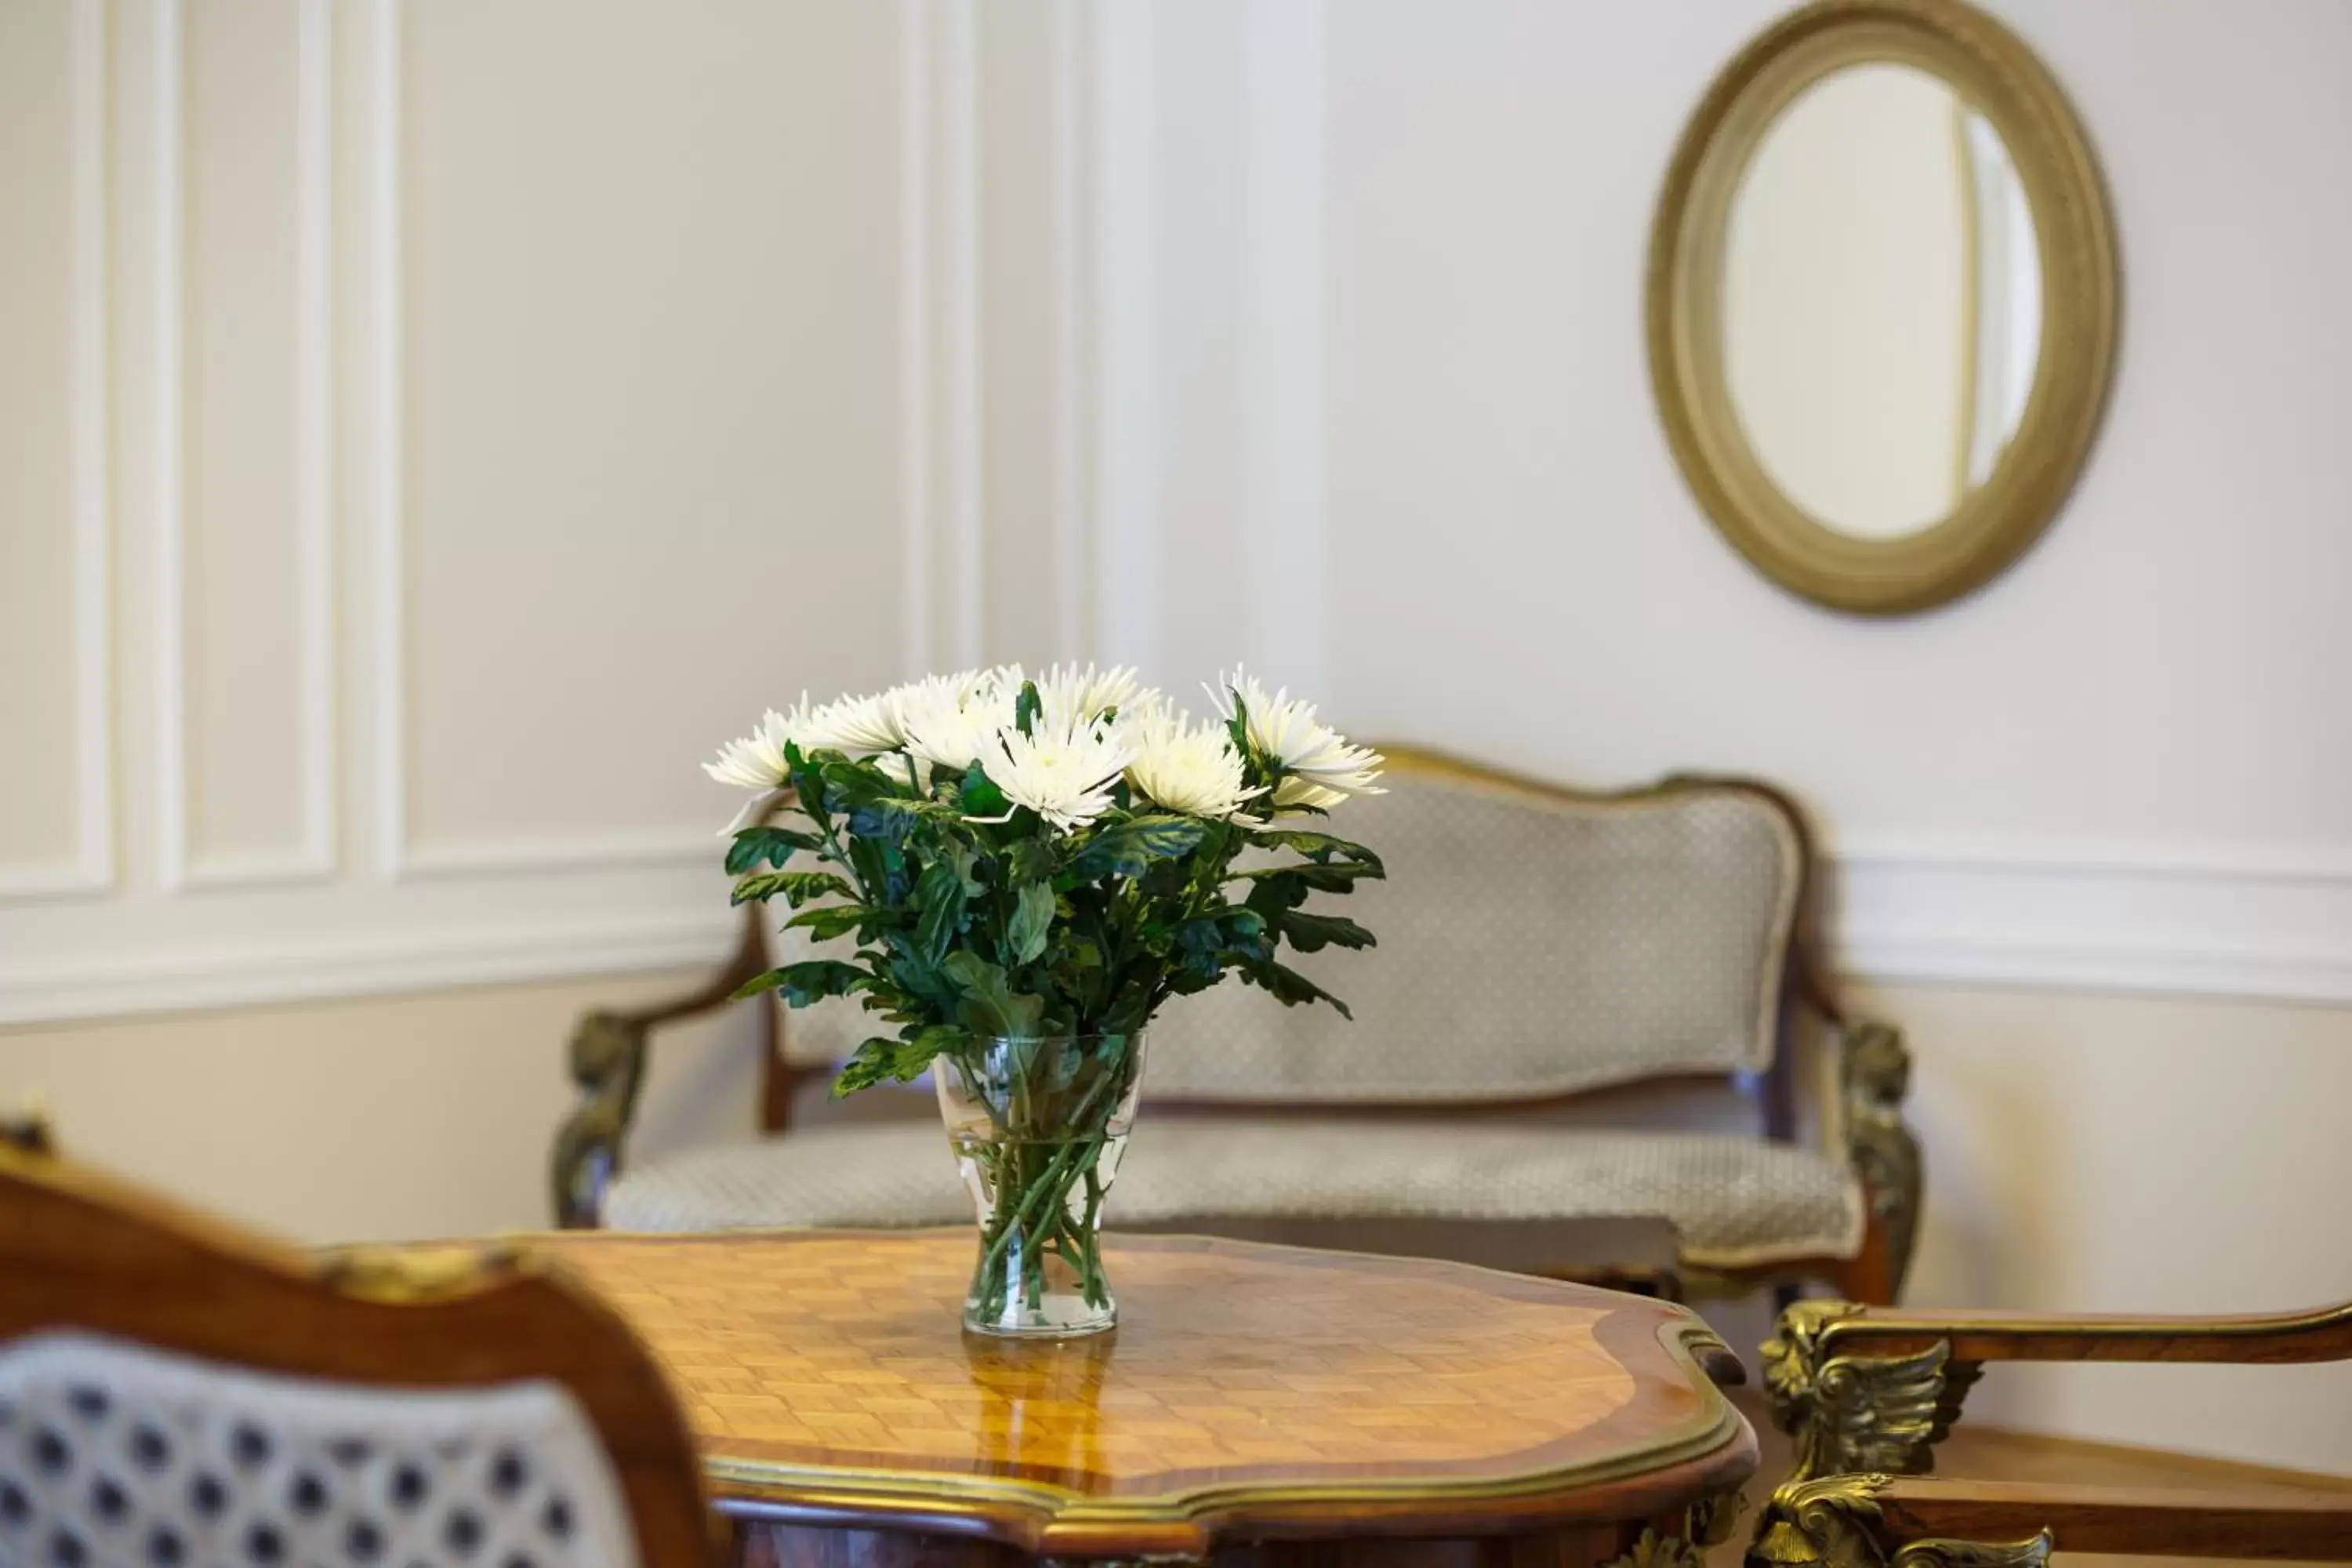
[[528, 1229, 1756, 1564]]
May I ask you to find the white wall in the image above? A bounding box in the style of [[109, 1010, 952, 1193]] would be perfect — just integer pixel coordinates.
[[2, 0, 2350, 1471]]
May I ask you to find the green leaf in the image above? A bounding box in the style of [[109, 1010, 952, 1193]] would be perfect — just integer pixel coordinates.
[[1249, 828, 1386, 876], [1008, 880, 1055, 965], [1232, 860, 1377, 894], [833, 1026, 964, 1095], [732, 869, 846, 907], [1243, 869, 1313, 916], [1276, 909, 1377, 953], [1243, 958, 1353, 1020], [731, 869, 854, 909], [846, 834, 894, 902], [731, 960, 866, 1007], [913, 855, 968, 965], [724, 825, 820, 875], [1067, 814, 1210, 881], [819, 760, 894, 813], [959, 764, 1009, 819], [785, 905, 868, 941], [1014, 680, 1042, 737], [940, 952, 1047, 1038]]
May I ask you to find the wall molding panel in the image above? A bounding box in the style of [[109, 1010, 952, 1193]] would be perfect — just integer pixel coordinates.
[[1085, 1, 1162, 674], [1838, 840, 2352, 1004], [897, 0, 985, 678], [382, 0, 976, 881], [365, 0, 408, 880], [148, 0, 188, 890], [1237, 0, 1327, 699], [150, 0, 337, 894], [0, 0, 116, 906], [1047, 0, 1092, 659], [0, 903, 735, 1027]]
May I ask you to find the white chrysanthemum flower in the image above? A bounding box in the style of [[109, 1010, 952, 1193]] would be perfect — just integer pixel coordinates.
[[1034, 662, 1145, 731], [798, 688, 904, 753], [980, 715, 1138, 831], [900, 670, 1018, 774], [703, 706, 797, 790], [1126, 707, 1264, 819], [1207, 668, 1386, 809], [705, 702, 815, 833]]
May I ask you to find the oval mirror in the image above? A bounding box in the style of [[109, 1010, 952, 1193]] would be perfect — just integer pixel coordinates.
[[1647, 0, 2116, 613]]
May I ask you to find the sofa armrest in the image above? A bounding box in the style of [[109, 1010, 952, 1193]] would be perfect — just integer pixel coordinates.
[[550, 908, 772, 1228], [1750, 1472, 2352, 1568]]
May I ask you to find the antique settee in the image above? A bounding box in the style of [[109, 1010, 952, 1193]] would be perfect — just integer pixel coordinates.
[[553, 746, 1922, 1304]]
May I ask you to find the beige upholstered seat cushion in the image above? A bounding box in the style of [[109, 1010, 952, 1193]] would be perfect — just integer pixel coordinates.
[[606, 1119, 1863, 1270]]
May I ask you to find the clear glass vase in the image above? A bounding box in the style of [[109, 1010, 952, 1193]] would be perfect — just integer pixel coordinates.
[[935, 1033, 1146, 1338]]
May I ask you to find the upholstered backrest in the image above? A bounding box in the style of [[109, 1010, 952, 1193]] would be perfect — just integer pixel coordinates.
[[776, 751, 1809, 1105], [0, 1149, 711, 1568], [0, 1332, 634, 1568]]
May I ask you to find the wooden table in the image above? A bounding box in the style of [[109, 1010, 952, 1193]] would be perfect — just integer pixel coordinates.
[[532, 1229, 1757, 1566]]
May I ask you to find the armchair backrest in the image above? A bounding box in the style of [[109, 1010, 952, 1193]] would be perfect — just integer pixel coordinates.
[[1143, 750, 1812, 1105], [0, 1147, 710, 1566], [773, 748, 1817, 1114]]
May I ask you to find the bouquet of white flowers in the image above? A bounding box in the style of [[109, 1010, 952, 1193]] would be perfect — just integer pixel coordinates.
[[702, 662, 1385, 1335]]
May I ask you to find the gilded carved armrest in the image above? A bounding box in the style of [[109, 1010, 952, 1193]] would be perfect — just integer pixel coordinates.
[[1841, 1020, 1924, 1303], [550, 907, 773, 1228], [1748, 1472, 2352, 1568], [1762, 1294, 2352, 1483]]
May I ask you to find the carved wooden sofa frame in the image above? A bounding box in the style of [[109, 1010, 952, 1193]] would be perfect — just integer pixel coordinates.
[[553, 746, 1927, 1306], [1747, 1295, 2352, 1566]]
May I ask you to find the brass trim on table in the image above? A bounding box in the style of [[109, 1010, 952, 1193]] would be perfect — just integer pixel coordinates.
[[1646, 0, 2118, 615]]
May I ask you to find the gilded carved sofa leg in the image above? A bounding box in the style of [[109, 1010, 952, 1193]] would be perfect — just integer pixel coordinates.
[[1759, 1302, 1983, 1483], [1748, 1475, 2051, 1568], [1842, 1022, 1924, 1305], [550, 1011, 651, 1229]]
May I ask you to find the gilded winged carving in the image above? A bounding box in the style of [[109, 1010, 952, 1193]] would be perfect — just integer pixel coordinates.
[[1762, 1301, 1981, 1480]]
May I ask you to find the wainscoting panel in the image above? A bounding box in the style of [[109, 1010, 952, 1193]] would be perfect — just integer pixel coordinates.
[[390, 0, 911, 869], [0, 0, 111, 899], [166, 0, 336, 890]]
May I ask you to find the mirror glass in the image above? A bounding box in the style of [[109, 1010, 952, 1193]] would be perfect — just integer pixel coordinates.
[[1722, 62, 2042, 541]]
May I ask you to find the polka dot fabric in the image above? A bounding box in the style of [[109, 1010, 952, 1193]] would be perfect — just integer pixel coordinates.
[[0, 1334, 637, 1568]]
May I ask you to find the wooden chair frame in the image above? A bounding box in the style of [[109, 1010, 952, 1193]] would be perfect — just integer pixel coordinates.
[[551, 746, 1927, 1305], [1748, 1296, 2352, 1566], [0, 1143, 717, 1566]]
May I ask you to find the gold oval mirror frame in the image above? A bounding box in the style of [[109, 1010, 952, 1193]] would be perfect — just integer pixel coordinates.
[[1646, 0, 2118, 615]]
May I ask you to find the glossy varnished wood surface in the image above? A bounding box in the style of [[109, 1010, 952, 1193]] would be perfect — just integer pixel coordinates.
[[525, 1230, 1756, 1559]]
